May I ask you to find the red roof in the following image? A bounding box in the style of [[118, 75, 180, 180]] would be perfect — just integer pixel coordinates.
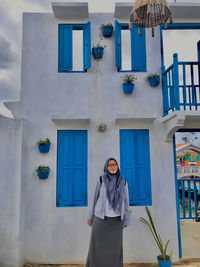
[[176, 144, 185, 148]]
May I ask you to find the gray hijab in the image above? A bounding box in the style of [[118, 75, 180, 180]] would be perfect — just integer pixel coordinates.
[[102, 158, 125, 214]]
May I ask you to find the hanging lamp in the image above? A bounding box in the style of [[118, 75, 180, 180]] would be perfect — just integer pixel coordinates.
[[130, 0, 172, 37]]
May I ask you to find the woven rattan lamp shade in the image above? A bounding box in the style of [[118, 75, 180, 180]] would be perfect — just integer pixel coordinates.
[[130, 0, 172, 36]]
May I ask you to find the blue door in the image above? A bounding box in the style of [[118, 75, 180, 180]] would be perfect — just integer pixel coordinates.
[[120, 130, 152, 206], [57, 130, 87, 207]]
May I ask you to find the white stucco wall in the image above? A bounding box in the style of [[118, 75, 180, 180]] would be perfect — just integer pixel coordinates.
[[5, 11, 181, 266], [0, 118, 22, 267]]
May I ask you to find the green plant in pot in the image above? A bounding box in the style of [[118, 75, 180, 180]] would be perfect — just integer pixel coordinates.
[[147, 73, 160, 87], [36, 166, 50, 180], [100, 23, 113, 37], [92, 35, 106, 59], [121, 74, 137, 94], [140, 207, 173, 267], [37, 138, 51, 153]]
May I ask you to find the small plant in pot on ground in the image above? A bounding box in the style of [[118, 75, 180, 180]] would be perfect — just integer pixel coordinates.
[[147, 73, 160, 87], [37, 138, 51, 153], [121, 74, 137, 94], [100, 23, 113, 37], [92, 35, 106, 59], [36, 166, 50, 180], [140, 206, 173, 267]]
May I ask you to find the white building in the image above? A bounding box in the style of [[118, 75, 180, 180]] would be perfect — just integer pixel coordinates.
[[1, 1, 200, 266]]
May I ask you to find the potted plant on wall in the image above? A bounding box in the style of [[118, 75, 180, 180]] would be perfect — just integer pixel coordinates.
[[92, 36, 106, 59], [140, 207, 173, 267], [121, 74, 137, 94], [36, 166, 50, 180], [147, 73, 160, 87], [37, 138, 51, 153], [100, 23, 113, 37]]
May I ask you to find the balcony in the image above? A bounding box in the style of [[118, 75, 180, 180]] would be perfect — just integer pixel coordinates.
[[162, 53, 200, 116], [177, 165, 200, 179]]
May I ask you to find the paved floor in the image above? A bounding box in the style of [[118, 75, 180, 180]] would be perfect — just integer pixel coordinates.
[[180, 221, 200, 258], [23, 262, 200, 267], [23, 221, 200, 267]]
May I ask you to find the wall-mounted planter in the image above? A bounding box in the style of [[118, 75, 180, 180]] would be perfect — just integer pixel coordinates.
[[122, 83, 135, 94], [157, 255, 171, 267], [38, 143, 51, 153], [92, 47, 104, 59], [37, 138, 51, 153], [148, 76, 160, 87], [36, 166, 50, 180], [102, 26, 113, 37]]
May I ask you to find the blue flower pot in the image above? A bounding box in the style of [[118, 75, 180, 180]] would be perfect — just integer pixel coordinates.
[[92, 47, 104, 59], [148, 76, 160, 87], [37, 167, 50, 180], [157, 256, 171, 267], [38, 143, 51, 153], [122, 83, 135, 94], [102, 26, 113, 37]]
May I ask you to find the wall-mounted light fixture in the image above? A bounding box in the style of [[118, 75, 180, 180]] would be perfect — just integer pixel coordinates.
[[98, 123, 107, 132]]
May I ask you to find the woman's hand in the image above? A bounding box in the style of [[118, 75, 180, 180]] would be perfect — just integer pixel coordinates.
[[87, 220, 92, 226]]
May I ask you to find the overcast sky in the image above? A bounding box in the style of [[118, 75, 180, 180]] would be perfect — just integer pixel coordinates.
[[0, 0, 199, 117]]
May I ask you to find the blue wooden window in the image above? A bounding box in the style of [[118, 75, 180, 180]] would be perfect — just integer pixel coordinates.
[[120, 130, 152, 206], [57, 130, 87, 207], [115, 20, 146, 72], [58, 22, 91, 72]]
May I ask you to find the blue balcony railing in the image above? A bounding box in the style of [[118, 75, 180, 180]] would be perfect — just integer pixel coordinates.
[[162, 53, 200, 116], [178, 178, 200, 220]]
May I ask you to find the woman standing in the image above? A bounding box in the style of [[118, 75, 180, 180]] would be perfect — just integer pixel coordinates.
[[86, 157, 130, 267]]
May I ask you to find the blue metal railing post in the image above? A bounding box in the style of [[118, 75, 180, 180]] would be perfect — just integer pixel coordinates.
[[162, 66, 169, 116], [173, 53, 180, 111], [198, 41, 200, 62], [173, 135, 182, 258], [197, 42, 200, 100]]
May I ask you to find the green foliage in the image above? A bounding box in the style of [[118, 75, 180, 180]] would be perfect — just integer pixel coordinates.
[[140, 206, 173, 261], [181, 133, 198, 144], [147, 73, 160, 79], [36, 166, 50, 173], [37, 138, 50, 145], [92, 35, 106, 49], [122, 74, 137, 84], [99, 23, 113, 30], [176, 155, 185, 159]]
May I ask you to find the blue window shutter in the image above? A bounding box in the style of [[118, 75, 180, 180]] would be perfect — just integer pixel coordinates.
[[120, 131, 135, 205], [131, 25, 146, 71], [57, 130, 87, 207], [58, 25, 73, 72], [83, 22, 91, 70], [120, 130, 152, 206], [115, 20, 122, 71], [134, 130, 151, 205]]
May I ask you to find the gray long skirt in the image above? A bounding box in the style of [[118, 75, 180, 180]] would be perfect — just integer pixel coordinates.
[[86, 216, 123, 267]]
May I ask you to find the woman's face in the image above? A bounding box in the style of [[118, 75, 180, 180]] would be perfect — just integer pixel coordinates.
[[107, 159, 118, 174]]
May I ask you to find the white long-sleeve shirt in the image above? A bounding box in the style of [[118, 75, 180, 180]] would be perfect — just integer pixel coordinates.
[[88, 178, 130, 227], [105, 197, 121, 217]]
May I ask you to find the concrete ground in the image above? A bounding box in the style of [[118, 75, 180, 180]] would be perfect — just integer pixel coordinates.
[[180, 221, 200, 259], [23, 261, 200, 267], [23, 221, 200, 267]]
